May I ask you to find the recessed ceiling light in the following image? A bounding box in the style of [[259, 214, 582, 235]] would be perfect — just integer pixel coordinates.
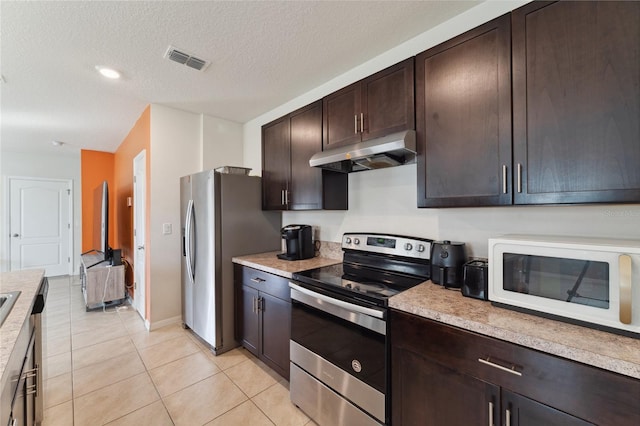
[[95, 66, 121, 79]]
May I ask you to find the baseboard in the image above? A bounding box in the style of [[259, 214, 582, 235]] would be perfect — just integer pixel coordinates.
[[147, 315, 181, 331]]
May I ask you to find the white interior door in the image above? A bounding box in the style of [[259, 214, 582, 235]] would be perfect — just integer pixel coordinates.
[[9, 177, 72, 276], [133, 150, 147, 320]]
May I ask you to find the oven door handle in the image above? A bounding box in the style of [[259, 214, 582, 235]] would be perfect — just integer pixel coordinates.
[[289, 282, 386, 335], [289, 282, 385, 319]]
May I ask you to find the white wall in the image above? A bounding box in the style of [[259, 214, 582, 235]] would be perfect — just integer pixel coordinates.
[[283, 165, 640, 258], [149, 104, 201, 326], [201, 115, 244, 172], [243, 0, 640, 257], [0, 149, 82, 273], [140, 107, 244, 328]]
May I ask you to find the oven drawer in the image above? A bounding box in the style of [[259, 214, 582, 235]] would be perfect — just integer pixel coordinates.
[[235, 265, 290, 301], [290, 362, 383, 426], [291, 341, 385, 423], [390, 309, 640, 425]]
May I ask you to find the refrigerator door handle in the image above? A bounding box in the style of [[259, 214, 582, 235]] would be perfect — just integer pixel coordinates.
[[184, 199, 195, 285]]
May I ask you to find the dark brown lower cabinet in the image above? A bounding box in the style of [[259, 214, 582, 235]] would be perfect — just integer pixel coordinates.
[[395, 347, 498, 426], [503, 390, 592, 426], [235, 264, 291, 380], [390, 309, 640, 426]]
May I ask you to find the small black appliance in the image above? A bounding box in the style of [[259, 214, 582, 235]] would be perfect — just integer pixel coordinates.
[[430, 240, 467, 288], [277, 224, 314, 261], [462, 259, 489, 300]]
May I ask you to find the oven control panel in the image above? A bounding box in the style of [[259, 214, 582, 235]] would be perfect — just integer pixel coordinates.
[[342, 233, 432, 260]]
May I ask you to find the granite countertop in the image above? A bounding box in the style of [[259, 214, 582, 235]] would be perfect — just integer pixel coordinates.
[[0, 269, 45, 381], [232, 251, 342, 278], [390, 282, 640, 379]]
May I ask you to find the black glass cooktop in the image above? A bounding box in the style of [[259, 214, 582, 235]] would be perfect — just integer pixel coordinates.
[[292, 262, 426, 306]]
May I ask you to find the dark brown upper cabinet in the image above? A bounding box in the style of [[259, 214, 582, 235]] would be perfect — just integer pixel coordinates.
[[323, 58, 415, 150], [416, 14, 512, 207], [512, 0, 640, 204], [262, 101, 348, 211], [417, 0, 640, 208]]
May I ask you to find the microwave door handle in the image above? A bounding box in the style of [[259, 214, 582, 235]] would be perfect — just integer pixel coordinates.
[[619, 254, 632, 324]]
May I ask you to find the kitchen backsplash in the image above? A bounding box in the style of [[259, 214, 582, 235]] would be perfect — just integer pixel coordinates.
[[283, 165, 640, 259], [316, 240, 342, 260]]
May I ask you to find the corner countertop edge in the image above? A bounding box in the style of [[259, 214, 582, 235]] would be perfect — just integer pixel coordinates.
[[0, 269, 45, 384], [232, 251, 341, 279]]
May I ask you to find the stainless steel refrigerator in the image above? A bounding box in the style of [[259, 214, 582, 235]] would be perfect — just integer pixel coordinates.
[[180, 170, 281, 354]]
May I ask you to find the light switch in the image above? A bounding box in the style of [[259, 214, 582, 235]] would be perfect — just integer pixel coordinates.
[[162, 223, 172, 235]]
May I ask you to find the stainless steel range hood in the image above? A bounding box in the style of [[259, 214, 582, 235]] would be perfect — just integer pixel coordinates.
[[309, 130, 416, 173]]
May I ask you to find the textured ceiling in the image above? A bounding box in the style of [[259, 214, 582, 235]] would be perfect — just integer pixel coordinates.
[[1, 1, 480, 154]]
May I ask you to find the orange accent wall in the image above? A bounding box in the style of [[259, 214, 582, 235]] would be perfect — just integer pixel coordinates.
[[80, 106, 150, 318], [80, 150, 115, 252], [114, 106, 151, 307]]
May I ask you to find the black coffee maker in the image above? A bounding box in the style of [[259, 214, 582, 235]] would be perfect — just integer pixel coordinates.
[[430, 240, 467, 288], [277, 225, 314, 261]]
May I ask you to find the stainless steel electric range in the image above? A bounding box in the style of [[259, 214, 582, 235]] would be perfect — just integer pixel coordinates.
[[289, 233, 432, 425]]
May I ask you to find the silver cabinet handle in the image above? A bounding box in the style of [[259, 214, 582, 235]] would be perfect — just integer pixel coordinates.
[[502, 165, 508, 194], [253, 296, 264, 313], [506, 408, 511, 426], [478, 357, 522, 376], [22, 368, 37, 379], [360, 112, 364, 133], [250, 277, 266, 284], [137, 245, 145, 250], [489, 401, 494, 426], [26, 384, 37, 396], [620, 254, 632, 324], [281, 189, 289, 206], [517, 163, 522, 193], [12, 233, 19, 237]]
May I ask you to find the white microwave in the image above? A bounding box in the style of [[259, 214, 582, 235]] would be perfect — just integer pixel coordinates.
[[489, 235, 640, 336]]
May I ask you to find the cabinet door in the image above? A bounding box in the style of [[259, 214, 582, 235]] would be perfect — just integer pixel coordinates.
[[239, 285, 260, 357], [512, 1, 640, 204], [502, 390, 594, 426], [262, 117, 290, 210], [289, 101, 323, 210], [361, 57, 415, 142], [416, 14, 512, 207], [392, 346, 499, 426], [260, 292, 291, 380], [323, 82, 362, 149]]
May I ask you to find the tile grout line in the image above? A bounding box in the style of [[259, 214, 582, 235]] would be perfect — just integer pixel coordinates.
[[44, 276, 307, 426]]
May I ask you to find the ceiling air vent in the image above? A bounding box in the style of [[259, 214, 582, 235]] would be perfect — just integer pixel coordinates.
[[164, 46, 210, 71]]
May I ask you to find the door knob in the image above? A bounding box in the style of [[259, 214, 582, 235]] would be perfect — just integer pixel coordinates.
[[137, 245, 145, 250], [12, 233, 19, 237]]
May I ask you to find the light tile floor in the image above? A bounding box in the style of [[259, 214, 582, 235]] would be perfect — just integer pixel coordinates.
[[41, 275, 314, 426]]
